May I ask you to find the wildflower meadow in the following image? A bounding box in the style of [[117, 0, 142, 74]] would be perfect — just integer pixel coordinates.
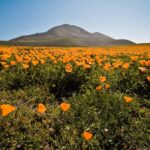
[[0, 45, 149, 149]]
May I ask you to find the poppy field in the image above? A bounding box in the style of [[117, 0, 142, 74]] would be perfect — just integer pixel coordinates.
[[0, 45, 150, 149]]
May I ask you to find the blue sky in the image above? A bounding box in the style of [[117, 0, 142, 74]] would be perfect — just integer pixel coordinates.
[[0, 0, 150, 43]]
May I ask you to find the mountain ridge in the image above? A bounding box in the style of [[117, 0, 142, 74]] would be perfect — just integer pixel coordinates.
[[7, 24, 135, 46]]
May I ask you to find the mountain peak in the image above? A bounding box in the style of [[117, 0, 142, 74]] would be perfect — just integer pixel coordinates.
[[46, 24, 90, 37], [48, 24, 74, 31]]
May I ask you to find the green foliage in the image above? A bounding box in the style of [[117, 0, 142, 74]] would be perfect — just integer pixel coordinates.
[[0, 55, 149, 149]]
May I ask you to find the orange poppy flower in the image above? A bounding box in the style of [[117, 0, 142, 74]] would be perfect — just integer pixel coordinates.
[[65, 64, 72, 73], [0, 104, 16, 116], [145, 60, 150, 67], [37, 103, 46, 113], [139, 60, 146, 66], [82, 131, 93, 140], [10, 61, 16, 65], [99, 76, 106, 83], [32, 60, 39, 66], [130, 56, 138, 61], [83, 64, 91, 69], [124, 96, 133, 103], [147, 76, 150, 82], [1, 54, 11, 61], [60, 102, 70, 112], [22, 64, 29, 69], [105, 84, 110, 89], [104, 63, 111, 71], [96, 85, 102, 91], [122, 63, 130, 69], [40, 59, 46, 64]]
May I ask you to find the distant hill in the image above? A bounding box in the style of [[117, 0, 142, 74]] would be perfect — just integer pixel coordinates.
[[1, 24, 135, 46]]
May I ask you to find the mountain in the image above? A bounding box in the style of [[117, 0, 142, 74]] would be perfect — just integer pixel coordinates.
[[8, 24, 135, 46]]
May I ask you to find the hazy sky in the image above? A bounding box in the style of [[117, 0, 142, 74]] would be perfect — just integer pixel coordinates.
[[0, 0, 150, 43]]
